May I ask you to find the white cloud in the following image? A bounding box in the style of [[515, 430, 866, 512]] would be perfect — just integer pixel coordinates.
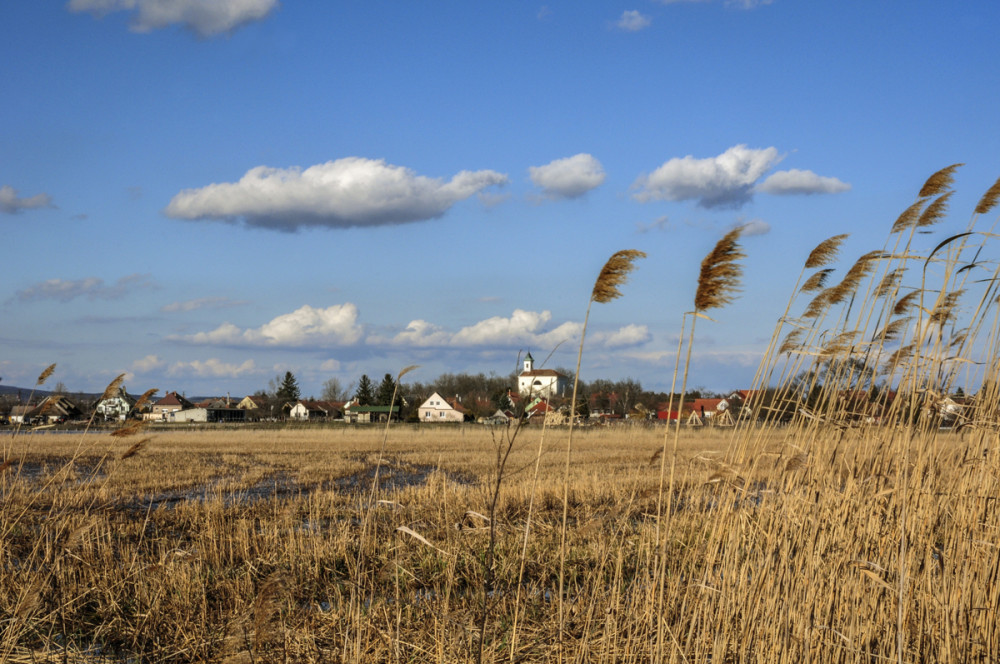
[[67, 0, 278, 36], [736, 219, 771, 236], [593, 324, 651, 348], [529, 154, 606, 200], [757, 169, 851, 195], [451, 310, 581, 347], [168, 358, 258, 378], [616, 10, 651, 31], [369, 310, 583, 350], [176, 303, 364, 347], [161, 296, 247, 312], [131, 354, 165, 372], [13, 274, 154, 303], [632, 145, 783, 208], [1, 185, 53, 214], [164, 157, 509, 230], [319, 359, 341, 372]]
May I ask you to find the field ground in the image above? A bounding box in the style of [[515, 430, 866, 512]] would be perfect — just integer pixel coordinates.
[[1, 423, 998, 662]]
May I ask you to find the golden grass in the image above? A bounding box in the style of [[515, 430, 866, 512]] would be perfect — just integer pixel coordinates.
[[1, 424, 996, 663]]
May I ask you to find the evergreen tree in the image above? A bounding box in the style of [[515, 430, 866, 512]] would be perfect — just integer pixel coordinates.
[[355, 374, 375, 406], [375, 373, 397, 406], [275, 371, 301, 404]]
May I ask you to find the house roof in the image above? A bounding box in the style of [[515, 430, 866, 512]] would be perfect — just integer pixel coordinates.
[[687, 398, 724, 413], [520, 369, 566, 378], [154, 392, 194, 409]]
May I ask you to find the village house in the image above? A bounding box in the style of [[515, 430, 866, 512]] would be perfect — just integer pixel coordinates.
[[10, 395, 83, 424], [148, 391, 195, 421], [94, 386, 137, 422], [343, 403, 400, 424], [417, 392, 468, 423], [288, 400, 343, 421]]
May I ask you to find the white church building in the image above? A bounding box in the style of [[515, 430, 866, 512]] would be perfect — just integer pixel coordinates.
[[517, 352, 570, 398]]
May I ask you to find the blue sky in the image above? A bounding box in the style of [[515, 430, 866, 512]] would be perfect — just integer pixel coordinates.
[[3, 0, 999, 398]]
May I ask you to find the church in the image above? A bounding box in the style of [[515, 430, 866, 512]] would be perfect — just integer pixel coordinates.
[[517, 352, 570, 398]]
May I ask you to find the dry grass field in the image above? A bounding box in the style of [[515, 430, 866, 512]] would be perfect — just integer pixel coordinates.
[[1, 421, 997, 663]]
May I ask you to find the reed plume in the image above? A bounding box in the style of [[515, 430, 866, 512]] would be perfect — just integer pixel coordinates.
[[133, 388, 159, 413], [917, 192, 953, 227], [802, 288, 833, 319], [591, 249, 647, 303], [779, 329, 804, 355], [805, 234, 848, 269], [694, 227, 745, 311], [99, 373, 127, 402], [893, 290, 921, 316], [119, 438, 150, 460], [891, 200, 925, 234], [974, 176, 1000, 215], [918, 163, 962, 198], [801, 268, 834, 293], [36, 364, 56, 386]]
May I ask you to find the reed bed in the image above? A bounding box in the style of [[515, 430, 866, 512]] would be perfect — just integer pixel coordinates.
[[3, 167, 1000, 662], [0, 423, 996, 663]]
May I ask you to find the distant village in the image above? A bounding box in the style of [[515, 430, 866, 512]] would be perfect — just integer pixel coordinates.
[[0, 351, 970, 428]]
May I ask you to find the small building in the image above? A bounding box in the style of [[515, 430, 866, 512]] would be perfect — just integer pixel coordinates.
[[517, 353, 570, 398], [149, 391, 195, 421], [344, 404, 399, 424], [95, 387, 137, 422], [11, 395, 83, 424], [288, 400, 342, 421], [418, 392, 468, 423], [171, 407, 246, 423]]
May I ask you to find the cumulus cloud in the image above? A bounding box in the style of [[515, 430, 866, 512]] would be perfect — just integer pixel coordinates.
[[131, 354, 165, 372], [164, 157, 509, 231], [175, 303, 364, 347], [592, 324, 651, 348], [161, 296, 247, 313], [529, 154, 606, 200], [13, 274, 154, 303], [67, 0, 278, 36], [168, 358, 257, 378], [757, 169, 851, 195], [632, 145, 783, 208], [616, 10, 651, 31], [1, 185, 53, 214]]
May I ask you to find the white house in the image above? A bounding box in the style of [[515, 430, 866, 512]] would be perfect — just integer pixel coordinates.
[[418, 392, 468, 423], [95, 387, 136, 422], [517, 353, 570, 398]]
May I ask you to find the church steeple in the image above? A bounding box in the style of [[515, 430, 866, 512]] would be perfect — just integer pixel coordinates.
[[523, 352, 534, 374]]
